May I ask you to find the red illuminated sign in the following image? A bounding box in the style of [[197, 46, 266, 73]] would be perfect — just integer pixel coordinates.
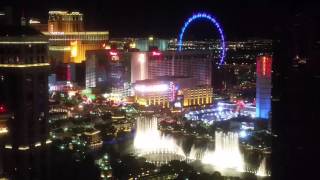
[[257, 56, 272, 78]]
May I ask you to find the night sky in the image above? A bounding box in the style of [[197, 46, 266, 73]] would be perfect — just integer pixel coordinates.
[[1, 0, 319, 39]]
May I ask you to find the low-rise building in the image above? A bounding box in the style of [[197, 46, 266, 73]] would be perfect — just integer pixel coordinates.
[[83, 129, 103, 149]]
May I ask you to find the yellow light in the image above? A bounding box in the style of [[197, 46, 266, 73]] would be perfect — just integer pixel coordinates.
[[0, 63, 50, 68], [0, 41, 48, 44], [148, 36, 154, 41], [46, 139, 52, 144], [111, 116, 126, 119], [84, 130, 101, 136], [89, 141, 103, 146], [68, 91, 77, 98], [130, 43, 136, 48], [44, 32, 108, 35], [70, 41, 78, 57], [136, 98, 147, 106], [0, 127, 8, 134], [35, 142, 41, 147]]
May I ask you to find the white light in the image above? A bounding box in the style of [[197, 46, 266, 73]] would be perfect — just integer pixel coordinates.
[[5, 144, 12, 149], [138, 53, 146, 80], [251, 113, 256, 118], [134, 84, 169, 93], [68, 91, 76, 98], [134, 116, 186, 164], [256, 157, 270, 177], [110, 51, 118, 56], [49, 32, 65, 35], [18, 146, 30, 151], [29, 19, 40, 24], [202, 132, 244, 172], [174, 102, 182, 108]]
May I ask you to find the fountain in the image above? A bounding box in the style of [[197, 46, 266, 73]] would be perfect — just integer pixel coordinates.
[[187, 145, 205, 162], [133, 115, 186, 166], [256, 157, 270, 177], [202, 131, 245, 172]]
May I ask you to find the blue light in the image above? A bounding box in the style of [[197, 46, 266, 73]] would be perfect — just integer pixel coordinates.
[[177, 12, 226, 67]]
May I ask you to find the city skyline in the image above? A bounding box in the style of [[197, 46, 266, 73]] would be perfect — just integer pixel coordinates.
[[1, 0, 319, 38], [1, 1, 319, 180]]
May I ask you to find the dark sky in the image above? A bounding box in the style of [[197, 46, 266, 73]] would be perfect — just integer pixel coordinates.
[[1, 0, 319, 39]]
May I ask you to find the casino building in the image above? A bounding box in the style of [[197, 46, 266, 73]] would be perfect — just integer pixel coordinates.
[[130, 51, 213, 86], [36, 11, 109, 64]]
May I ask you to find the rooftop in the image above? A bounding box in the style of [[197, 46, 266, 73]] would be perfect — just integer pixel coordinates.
[[0, 25, 45, 37]]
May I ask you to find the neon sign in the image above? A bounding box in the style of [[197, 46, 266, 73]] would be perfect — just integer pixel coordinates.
[[178, 12, 226, 67], [152, 51, 161, 56], [134, 84, 169, 93], [109, 51, 118, 56]]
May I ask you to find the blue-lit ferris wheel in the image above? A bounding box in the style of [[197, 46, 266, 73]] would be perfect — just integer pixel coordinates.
[[177, 12, 226, 67]]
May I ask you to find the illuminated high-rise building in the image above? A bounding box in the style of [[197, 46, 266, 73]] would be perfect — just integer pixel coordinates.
[[256, 55, 272, 119], [0, 25, 50, 179], [44, 31, 108, 64], [44, 11, 109, 64], [130, 51, 213, 86], [86, 49, 128, 93]]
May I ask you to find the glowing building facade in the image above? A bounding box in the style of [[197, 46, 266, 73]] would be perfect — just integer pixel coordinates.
[[182, 86, 213, 107], [85, 50, 129, 93], [45, 31, 108, 63], [256, 55, 272, 119], [83, 130, 103, 149], [130, 51, 213, 86], [133, 78, 213, 108], [44, 11, 108, 63], [0, 26, 50, 179], [130, 52, 148, 83], [133, 79, 175, 108]]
